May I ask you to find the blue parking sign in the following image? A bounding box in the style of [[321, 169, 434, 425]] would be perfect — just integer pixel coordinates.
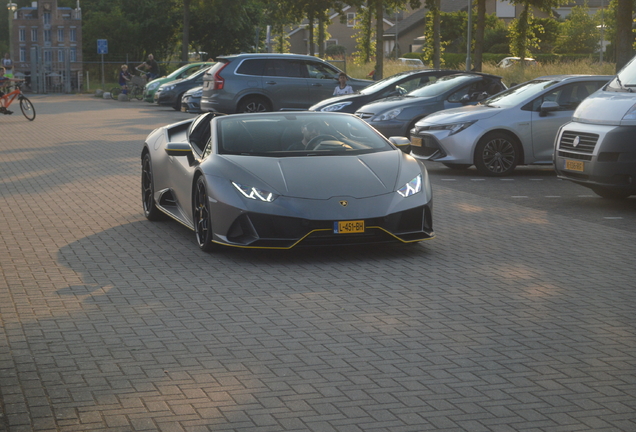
[[97, 39, 108, 55]]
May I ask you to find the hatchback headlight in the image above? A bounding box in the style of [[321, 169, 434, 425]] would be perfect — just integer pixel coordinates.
[[397, 174, 422, 197], [232, 182, 278, 202], [163, 84, 176, 92], [372, 108, 403, 121], [147, 81, 160, 91], [427, 121, 476, 136], [321, 101, 352, 112]]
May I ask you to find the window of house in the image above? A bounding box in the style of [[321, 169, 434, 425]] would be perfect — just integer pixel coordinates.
[[347, 13, 357, 27], [70, 47, 76, 62], [70, 28, 76, 42], [58, 50, 64, 62], [43, 12, 51, 25], [44, 50, 52, 63], [20, 47, 26, 62], [44, 29, 51, 42], [58, 28, 64, 42], [31, 28, 38, 42], [19, 29, 26, 42]]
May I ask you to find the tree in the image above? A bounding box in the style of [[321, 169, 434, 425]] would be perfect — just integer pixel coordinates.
[[615, 0, 634, 70], [508, 0, 565, 65], [555, 4, 599, 54], [352, 2, 376, 64], [474, 0, 486, 71]]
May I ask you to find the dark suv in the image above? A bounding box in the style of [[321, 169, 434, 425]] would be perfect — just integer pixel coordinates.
[[200, 53, 371, 114]]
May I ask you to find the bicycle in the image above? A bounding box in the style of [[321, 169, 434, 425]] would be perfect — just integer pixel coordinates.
[[0, 81, 36, 121], [111, 67, 146, 101]]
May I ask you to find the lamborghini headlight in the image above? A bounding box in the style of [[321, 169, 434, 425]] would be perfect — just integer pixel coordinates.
[[372, 108, 403, 121], [232, 181, 278, 202], [427, 121, 476, 136], [321, 101, 353, 112], [397, 174, 422, 197]]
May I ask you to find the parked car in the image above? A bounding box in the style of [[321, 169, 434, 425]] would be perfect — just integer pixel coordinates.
[[309, 69, 463, 114], [180, 86, 203, 113], [143, 62, 214, 103], [409, 75, 612, 176], [200, 53, 371, 114], [497, 57, 537, 68], [141, 111, 434, 251], [155, 67, 211, 111], [355, 73, 506, 137], [555, 56, 636, 199], [398, 58, 427, 69]]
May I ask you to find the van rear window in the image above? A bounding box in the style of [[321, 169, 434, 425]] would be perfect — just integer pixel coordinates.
[[236, 59, 265, 76]]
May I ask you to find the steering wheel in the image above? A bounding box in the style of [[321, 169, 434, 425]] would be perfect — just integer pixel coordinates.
[[306, 134, 338, 150]]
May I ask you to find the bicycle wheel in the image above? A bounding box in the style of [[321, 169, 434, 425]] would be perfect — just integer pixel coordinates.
[[19, 96, 36, 121], [130, 86, 143, 101], [110, 87, 121, 100]]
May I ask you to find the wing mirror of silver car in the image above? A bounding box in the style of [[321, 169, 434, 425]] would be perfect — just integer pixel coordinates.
[[389, 136, 412, 153], [539, 101, 559, 117]]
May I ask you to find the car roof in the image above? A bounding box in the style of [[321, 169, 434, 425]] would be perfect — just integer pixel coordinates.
[[531, 74, 614, 81], [217, 53, 331, 62]]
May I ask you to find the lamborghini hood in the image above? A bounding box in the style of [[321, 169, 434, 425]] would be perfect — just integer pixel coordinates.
[[221, 151, 417, 200]]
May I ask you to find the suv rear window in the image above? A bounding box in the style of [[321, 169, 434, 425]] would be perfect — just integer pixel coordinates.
[[236, 59, 265, 76]]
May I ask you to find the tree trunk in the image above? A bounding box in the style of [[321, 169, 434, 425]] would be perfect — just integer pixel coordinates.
[[308, 13, 315, 56], [181, 0, 190, 64], [615, 0, 634, 71], [318, 14, 325, 58], [474, 0, 485, 71], [433, 0, 440, 68], [374, 0, 384, 80]]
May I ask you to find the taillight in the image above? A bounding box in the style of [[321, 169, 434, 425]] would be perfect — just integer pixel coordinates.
[[213, 62, 229, 90]]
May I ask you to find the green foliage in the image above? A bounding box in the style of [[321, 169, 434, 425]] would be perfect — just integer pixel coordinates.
[[352, 4, 375, 65], [533, 17, 560, 53], [508, 7, 543, 57], [422, 9, 448, 66], [326, 44, 346, 57], [555, 4, 599, 54]]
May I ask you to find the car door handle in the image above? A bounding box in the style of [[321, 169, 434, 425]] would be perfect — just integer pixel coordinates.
[[312, 83, 322, 87], [265, 81, 277, 85]]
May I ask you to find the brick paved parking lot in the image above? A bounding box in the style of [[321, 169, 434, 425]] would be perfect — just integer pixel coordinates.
[[0, 95, 635, 432]]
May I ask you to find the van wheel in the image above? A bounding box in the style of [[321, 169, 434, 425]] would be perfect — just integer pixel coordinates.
[[591, 187, 631, 200], [238, 96, 271, 113]]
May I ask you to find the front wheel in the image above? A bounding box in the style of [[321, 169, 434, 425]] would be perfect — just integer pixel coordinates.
[[19, 96, 36, 121], [130, 86, 143, 101], [591, 187, 632, 200], [237, 96, 271, 113], [474, 132, 519, 176], [141, 153, 164, 221], [110, 87, 121, 100], [442, 163, 471, 170], [193, 176, 216, 252]]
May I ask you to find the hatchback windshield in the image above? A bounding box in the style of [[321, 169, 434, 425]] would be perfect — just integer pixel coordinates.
[[406, 75, 478, 98], [480, 79, 559, 108], [217, 114, 392, 156], [359, 73, 414, 95]]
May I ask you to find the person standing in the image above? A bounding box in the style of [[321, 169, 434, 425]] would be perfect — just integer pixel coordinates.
[[2, 53, 14, 78], [333, 72, 353, 96], [119, 65, 131, 94]]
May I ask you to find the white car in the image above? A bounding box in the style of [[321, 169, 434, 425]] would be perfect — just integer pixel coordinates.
[[398, 58, 427, 69], [409, 75, 612, 176], [497, 57, 537, 68]]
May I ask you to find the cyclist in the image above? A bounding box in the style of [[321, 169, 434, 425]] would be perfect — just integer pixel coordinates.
[[0, 66, 23, 114], [137, 54, 160, 82]]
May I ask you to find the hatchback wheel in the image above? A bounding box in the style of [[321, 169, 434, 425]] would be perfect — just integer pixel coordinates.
[[474, 132, 519, 176]]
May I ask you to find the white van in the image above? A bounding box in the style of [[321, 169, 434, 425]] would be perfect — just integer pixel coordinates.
[[554, 55, 636, 199]]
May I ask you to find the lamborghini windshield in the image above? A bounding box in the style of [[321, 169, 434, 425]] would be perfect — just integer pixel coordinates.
[[217, 113, 393, 156]]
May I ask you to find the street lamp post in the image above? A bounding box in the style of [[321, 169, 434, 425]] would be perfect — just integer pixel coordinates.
[[7, 3, 17, 61]]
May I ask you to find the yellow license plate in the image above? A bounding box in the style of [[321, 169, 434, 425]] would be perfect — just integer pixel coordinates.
[[181, 106, 187, 112], [564, 159, 584, 172], [335, 220, 365, 234], [411, 137, 422, 147]]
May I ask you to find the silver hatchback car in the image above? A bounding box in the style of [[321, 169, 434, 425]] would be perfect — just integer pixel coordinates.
[[200, 53, 371, 114], [409, 75, 612, 176]]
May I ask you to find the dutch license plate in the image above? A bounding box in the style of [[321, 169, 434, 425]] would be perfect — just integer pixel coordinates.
[[411, 137, 422, 147], [564, 159, 584, 172], [181, 106, 187, 112], [334, 220, 365, 234]]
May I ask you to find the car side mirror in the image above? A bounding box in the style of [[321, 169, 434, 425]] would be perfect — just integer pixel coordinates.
[[389, 136, 411, 153], [539, 101, 559, 117], [165, 142, 195, 165]]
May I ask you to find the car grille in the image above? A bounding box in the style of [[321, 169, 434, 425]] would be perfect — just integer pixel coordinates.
[[356, 112, 373, 120], [558, 131, 598, 154], [225, 205, 434, 248]]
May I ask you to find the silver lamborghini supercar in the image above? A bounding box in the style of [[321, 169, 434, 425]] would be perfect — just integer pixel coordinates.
[[141, 111, 434, 251]]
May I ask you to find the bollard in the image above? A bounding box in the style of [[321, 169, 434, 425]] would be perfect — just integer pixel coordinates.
[[118, 94, 129, 102], [95, 89, 104, 97], [103, 92, 110, 99]]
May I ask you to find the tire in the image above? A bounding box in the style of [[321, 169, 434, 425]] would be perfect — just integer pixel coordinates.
[[237, 96, 271, 113], [474, 132, 519, 176], [173, 92, 185, 111], [141, 153, 164, 221], [130, 87, 143, 101], [442, 163, 471, 170], [591, 187, 632, 200], [110, 87, 121, 100], [193, 176, 216, 252], [19, 96, 36, 121]]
